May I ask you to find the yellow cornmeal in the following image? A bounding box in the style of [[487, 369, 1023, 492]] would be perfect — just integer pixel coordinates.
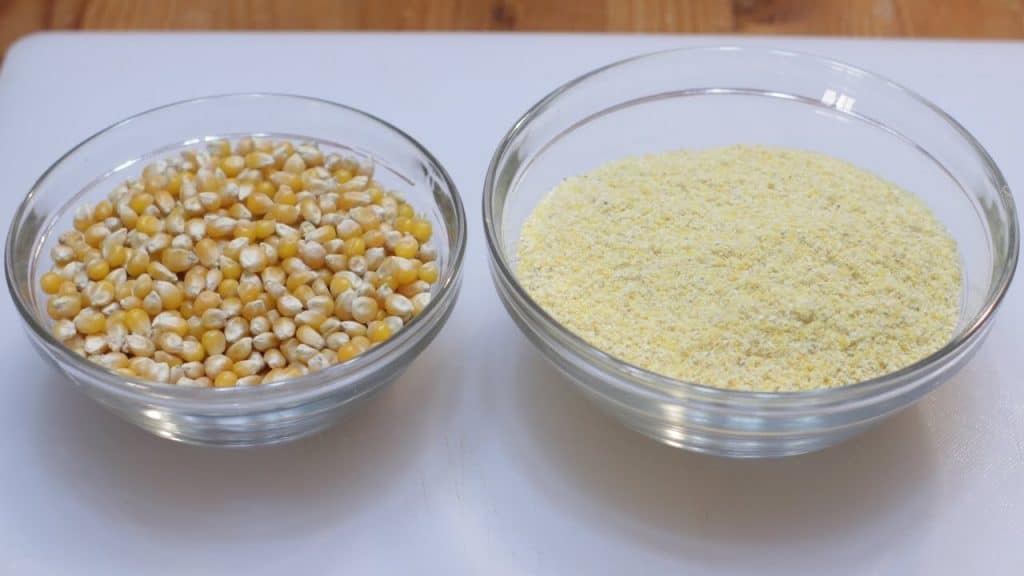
[[516, 145, 961, 392]]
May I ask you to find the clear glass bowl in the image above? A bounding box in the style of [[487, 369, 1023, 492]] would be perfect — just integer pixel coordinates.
[[6, 94, 466, 447], [483, 47, 1019, 457]]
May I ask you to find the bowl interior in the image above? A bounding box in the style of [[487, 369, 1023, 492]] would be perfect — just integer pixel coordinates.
[[9, 94, 465, 399], [490, 47, 1016, 389]]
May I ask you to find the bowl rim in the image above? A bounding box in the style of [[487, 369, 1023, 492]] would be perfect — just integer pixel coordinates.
[[6, 92, 467, 410], [482, 45, 1020, 407]]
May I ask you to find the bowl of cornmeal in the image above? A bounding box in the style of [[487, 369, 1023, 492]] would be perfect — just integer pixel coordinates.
[[483, 47, 1019, 457]]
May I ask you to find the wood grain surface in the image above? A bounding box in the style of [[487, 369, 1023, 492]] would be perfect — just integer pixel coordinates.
[[1, 0, 1023, 59]]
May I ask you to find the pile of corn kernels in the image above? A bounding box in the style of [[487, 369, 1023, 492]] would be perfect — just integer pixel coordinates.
[[40, 137, 438, 387]]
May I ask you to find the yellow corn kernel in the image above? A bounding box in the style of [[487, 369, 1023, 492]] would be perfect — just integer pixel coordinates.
[[108, 310, 127, 327], [84, 223, 109, 247], [254, 219, 276, 240], [155, 282, 184, 310], [419, 261, 439, 283], [234, 220, 256, 240], [167, 172, 182, 196], [133, 274, 154, 298], [73, 207, 93, 232], [277, 238, 299, 259], [129, 193, 154, 215], [47, 294, 81, 320], [106, 244, 128, 268], [93, 200, 114, 220], [194, 237, 218, 267], [86, 259, 110, 281], [351, 336, 371, 351], [125, 308, 151, 336], [245, 152, 274, 170], [125, 249, 150, 277], [40, 272, 62, 294], [343, 237, 366, 257], [271, 204, 300, 225], [201, 330, 227, 356], [273, 186, 297, 205], [162, 248, 197, 273], [221, 155, 244, 177], [333, 168, 353, 183], [246, 192, 274, 216], [336, 342, 360, 363], [213, 369, 238, 388], [410, 218, 432, 243], [181, 340, 206, 362], [293, 284, 315, 304], [196, 170, 223, 193], [271, 172, 302, 191], [364, 229, 385, 249], [193, 291, 222, 316], [395, 216, 413, 234], [329, 274, 351, 296], [218, 278, 239, 299], [397, 203, 415, 219], [368, 187, 384, 204], [367, 320, 391, 343], [237, 281, 262, 304], [220, 257, 242, 280], [350, 207, 380, 231], [59, 280, 79, 296], [225, 202, 248, 220], [144, 173, 168, 195], [393, 236, 419, 259], [393, 257, 418, 285], [254, 180, 274, 196], [136, 213, 163, 235], [74, 309, 107, 335]]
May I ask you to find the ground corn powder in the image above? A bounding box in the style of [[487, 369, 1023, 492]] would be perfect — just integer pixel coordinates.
[[517, 145, 961, 392]]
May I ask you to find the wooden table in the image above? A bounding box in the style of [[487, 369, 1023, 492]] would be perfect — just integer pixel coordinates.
[[2, 0, 1022, 59]]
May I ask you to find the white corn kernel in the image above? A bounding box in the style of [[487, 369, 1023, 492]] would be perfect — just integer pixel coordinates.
[[276, 294, 303, 316], [325, 331, 350, 350], [340, 321, 367, 337], [273, 317, 296, 340], [264, 349, 286, 369], [204, 354, 232, 378], [84, 335, 108, 355], [224, 317, 248, 343], [181, 361, 205, 379], [125, 334, 155, 357]]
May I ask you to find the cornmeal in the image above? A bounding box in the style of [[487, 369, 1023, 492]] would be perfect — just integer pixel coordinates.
[[516, 145, 961, 392]]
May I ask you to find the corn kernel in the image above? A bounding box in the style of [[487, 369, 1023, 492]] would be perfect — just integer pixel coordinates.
[[214, 371, 238, 388], [74, 309, 107, 335], [336, 342, 361, 363], [367, 320, 391, 343], [410, 218, 432, 243], [86, 259, 110, 281], [394, 236, 419, 259], [129, 193, 154, 215], [220, 256, 242, 280], [125, 249, 149, 277], [40, 272, 62, 294], [395, 217, 413, 234], [419, 261, 439, 283], [201, 330, 227, 356], [271, 204, 300, 225], [125, 308, 151, 336], [343, 237, 366, 257]]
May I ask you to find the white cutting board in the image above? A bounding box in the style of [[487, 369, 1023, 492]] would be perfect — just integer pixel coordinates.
[[0, 33, 1021, 575]]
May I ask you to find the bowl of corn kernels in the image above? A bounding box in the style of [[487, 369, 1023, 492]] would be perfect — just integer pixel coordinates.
[[6, 93, 466, 446], [483, 47, 1019, 457]]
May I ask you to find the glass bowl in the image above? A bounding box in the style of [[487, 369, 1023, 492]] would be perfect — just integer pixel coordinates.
[[483, 47, 1018, 458], [6, 94, 466, 447]]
